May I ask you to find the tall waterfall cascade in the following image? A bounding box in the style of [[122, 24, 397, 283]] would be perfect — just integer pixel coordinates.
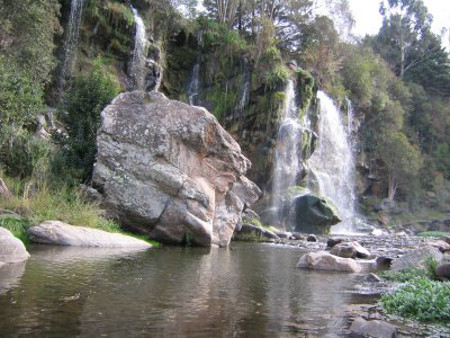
[[128, 7, 147, 90], [188, 62, 200, 106], [57, 0, 84, 96], [308, 91, 358, 233]]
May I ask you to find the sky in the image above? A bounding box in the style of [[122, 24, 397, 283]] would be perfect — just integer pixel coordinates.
[[349, 0, 450, 48]]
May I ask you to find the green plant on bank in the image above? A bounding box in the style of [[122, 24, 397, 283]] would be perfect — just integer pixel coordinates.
[[417, 231, 450, 238], [381, 278, 450, 324], [378, 267, 433, 283], [264, 65, 289, 91], [0, 174, 161, 247]]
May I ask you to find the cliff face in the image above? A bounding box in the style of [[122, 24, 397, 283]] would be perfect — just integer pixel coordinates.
[[162, 28, 317, 192]]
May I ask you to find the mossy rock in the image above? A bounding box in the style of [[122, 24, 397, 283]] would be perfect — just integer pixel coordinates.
[[289, 194, 341, 234]]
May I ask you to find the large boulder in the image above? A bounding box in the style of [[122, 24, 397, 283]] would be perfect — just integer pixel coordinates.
[[296, 251, 361, 272], [92, 91, 261, 247], [288, 194, 341, 234], [0, 227, 30, 264], [390, 246, 443, 272], [28, 221, 152, 249], [350, 318, 396, 338]]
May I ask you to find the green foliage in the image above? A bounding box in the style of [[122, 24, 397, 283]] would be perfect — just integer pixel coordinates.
[[381, 278, 450, 324], [0, 218, 32, 247], [417, 231, 450, 238], [0, 0, 62, 85], [0, 58, 49, 178], [379, 267, 433, 283], [264, 65, 289, 91], [60, 58, 120, 180]]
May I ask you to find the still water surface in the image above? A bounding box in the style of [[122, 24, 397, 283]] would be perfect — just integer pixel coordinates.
[[0, 243, 372, 337]]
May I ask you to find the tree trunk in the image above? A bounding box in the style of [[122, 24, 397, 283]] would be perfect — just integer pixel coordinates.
[[0, 177, 12, 199], [387, 174, 397, 201]]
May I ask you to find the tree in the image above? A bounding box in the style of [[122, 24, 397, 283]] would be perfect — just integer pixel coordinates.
[[61, 59, 120, 180], [378, 131, 422, 200], [0, 0, 61, 85]]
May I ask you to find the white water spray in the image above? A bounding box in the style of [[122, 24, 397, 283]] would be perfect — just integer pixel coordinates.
[[128, 7, 147, 90], [272, 80, 304, 206], [58, 0, 83, 96], [308, 91, 358, 233], [188, 63, 200, 106]]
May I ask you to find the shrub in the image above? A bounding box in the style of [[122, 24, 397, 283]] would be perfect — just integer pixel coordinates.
[[0, 58, 46, 177], [60, 58, 120, 180], [381, 278, 450, 324]]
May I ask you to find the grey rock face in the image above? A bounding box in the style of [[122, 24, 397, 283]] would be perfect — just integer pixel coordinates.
[[350, 318, 396, 338], [92, 91, 261, 247], [28, 221, 152, 249], [297, 251, 361, 272], [0, 227, 30, 264], [391, 246, 443, 272]]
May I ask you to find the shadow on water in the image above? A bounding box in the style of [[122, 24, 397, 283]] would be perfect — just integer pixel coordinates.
[[0, 243, 374, 337]]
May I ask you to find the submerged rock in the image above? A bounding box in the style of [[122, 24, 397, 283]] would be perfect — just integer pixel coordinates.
[[288, 194, 341, 234], [92, 91, 261, 247], [350, 318, 396, 338], [28, 221, 152, 249], [296, 251, 361, 272], [0, 227, 30, 264]]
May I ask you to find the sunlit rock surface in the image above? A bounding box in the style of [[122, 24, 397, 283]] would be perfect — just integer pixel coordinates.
[[92, 91, 261, 247]]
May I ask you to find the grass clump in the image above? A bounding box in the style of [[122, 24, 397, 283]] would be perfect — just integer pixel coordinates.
[[378, 267, 433, 283], [417, 231, 450, 238], [381, 278, 450, 324]]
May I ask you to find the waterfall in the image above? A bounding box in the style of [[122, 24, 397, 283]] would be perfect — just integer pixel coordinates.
[[188, 62, 200, 106], [271, 80, 304, 222], [128, 7, 147, 90], [308, 91, 358, 233], [57, 0, 84, 96], [235, 64, 251, 117]]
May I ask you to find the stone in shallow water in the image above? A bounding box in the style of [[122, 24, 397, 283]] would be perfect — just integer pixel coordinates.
[[289, 194, 341, 234], [0, 227, 30, 264], [297, 251, 361, 273], [350, 318, 396, 338], [28, 221, 152, 249], [330, 241, 372, 259]]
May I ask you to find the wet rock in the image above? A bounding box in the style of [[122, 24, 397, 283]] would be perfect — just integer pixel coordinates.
[[28, 221, 152, 249], [391, 246, 443, 272], [435, 264, 450, 280], [307, 234, 318, 242], [326, 237, 347, 248], [92, 91, 261, 247], [0, 227, 30, 264], [350, 318, 396, 338], [330, 241, 372, 259], [366, 273, 382, 283], [233, 224, 279, 242], [291, 232, 305, 240], [428, 240, 450, 253], [297, 251, 361, 273], [442, 236, 450, 245], [273, 230, 291, 239], [375, 256, 393, 268], [288, 194, 341, 234]]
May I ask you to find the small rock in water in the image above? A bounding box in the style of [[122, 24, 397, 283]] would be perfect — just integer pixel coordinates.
[[350, 318, 396, 338], [297, 251, 361, 273], [0, 227, 30, 264], [375, 256, 393, 268], [307, 234, 318, 242], [291, 232, 305, 240], [366, 273, 382, 283], [330, 241, 371, 259], [326, 237, 346, 248]]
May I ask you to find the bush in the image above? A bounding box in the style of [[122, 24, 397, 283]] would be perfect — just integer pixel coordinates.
[[381, 278, 450, 324], [60, 58, 120, 180], [0, 58, 46, 177]]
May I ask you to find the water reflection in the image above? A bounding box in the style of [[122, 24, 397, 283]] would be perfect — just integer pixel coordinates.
[[0, 244, 368, 337]]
